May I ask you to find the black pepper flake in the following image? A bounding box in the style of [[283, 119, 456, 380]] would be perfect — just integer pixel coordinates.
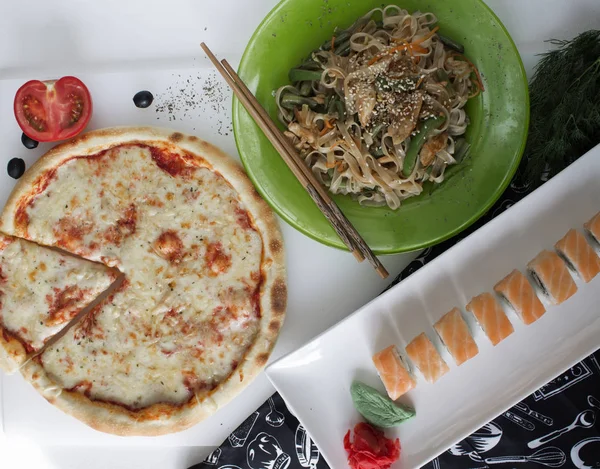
[[153, 72, 232, 135]]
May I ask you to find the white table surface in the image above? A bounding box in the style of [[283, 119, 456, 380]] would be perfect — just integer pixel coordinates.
[[1, 0, 599, 468]]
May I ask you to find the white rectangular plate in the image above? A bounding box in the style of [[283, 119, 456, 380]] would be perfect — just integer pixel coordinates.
[[266, 145, 600, 469]]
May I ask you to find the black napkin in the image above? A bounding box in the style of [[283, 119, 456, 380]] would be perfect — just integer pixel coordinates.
[[425, 351, 600, 468], [189, 392, 330, 469], [189, 162, 600, 469]]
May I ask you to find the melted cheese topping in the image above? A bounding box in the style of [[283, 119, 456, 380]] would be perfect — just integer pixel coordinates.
[[0, 234, 115, 351], [25, 144, 263, 409]]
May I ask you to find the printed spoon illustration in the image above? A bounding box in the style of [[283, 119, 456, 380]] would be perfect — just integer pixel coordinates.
[[483, 447, 566, 467], [571, 437, 600, 469], [448, 422, 502, 461], [588, 395, 599, 410], [528, 410, 596, 449], [265, 397, 285, 427], [514, 402, 553, 426]]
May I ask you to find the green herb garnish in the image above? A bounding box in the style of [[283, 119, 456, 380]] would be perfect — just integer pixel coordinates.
[[350, 381, 415, 428], [522, 30, 600, 188]]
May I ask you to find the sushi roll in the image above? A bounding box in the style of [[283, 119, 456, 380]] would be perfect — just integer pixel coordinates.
[[555, 229, 600, 282], [372, 345, 416, 400], [405, 333, 449, 383], [527, 250, 577, 304], [494, 269, 546, 325], [584, 212, 600, 246], [434, 308, 478, 366], [465, 292, 514, 346]]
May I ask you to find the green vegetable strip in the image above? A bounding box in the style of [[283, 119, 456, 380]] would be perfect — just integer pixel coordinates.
[[402, 115, 446, 177], [370, 123, 385, 140], [322, 30, 352, 50], [435, 69, 449, 82], [280, 93, 319, 110], [327, 95, 338, 115], [288, 68, 323, 83], [437, 34, 465, 53], [334, 39, 351, 56], [298, 60, 322, 71], [335, 98, 346, 120], [298, 81, 313, 97]]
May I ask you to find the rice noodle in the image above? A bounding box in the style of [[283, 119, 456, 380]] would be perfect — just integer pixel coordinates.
[[275, 7, 480, 209]]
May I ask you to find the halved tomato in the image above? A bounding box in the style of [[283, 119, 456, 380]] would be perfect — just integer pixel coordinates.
[[14, 76, 93, 142]]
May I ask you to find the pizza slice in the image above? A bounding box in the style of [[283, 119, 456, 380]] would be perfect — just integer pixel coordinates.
[[0, 233, 118, 373]]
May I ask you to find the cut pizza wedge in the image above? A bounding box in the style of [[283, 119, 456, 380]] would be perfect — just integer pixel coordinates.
[[0, 233, 118, 373]]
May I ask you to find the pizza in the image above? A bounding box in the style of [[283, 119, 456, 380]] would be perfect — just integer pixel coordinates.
[[0, 127, 286, 436], [0, 233, 118, 373]]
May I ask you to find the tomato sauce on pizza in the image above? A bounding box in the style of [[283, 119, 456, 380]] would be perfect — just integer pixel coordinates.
[[0, 128, 286, 435]]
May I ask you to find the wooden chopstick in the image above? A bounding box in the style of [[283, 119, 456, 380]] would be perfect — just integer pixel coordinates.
[[201, 48, 363, 263], [220, 59, 389, 278], [200, 43, 389, 279], [219, 60, 366, 261], [218, 61, 366, 262]]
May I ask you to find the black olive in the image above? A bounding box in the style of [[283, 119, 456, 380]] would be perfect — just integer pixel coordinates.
[[7, 158, 26, 179], [21, 132, 39, 149], [133, 90, 154, 108]]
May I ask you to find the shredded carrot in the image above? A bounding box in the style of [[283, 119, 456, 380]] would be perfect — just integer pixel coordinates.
[[451, 52, 485, 92], [336, 161, 346, 172], [329, 139, 346, 150], [319, 119, 335, 136], [410, 43, 428, 54], [325, 161, 337, 168], [401, 41, 414, 57], [331, 36, 336, 51], [416, 75, 425, 88], [370, 39, 430, 65], [368, 44, 408, 65], [412, 26, 439, 45]]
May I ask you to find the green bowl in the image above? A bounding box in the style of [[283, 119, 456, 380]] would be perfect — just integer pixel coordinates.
[[233, 0, 529, 254]]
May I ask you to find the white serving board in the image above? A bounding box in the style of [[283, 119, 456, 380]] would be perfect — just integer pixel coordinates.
[[0, 66, 414, 445], [267, 144, 600, 469]]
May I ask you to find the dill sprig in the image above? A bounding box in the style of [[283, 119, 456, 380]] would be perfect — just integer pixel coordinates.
[[521, 30, 600, 187]]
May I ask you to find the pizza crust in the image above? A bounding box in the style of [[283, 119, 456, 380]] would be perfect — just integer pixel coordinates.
[[2, 127, 287, 435], [0, 331, 27, 374]]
